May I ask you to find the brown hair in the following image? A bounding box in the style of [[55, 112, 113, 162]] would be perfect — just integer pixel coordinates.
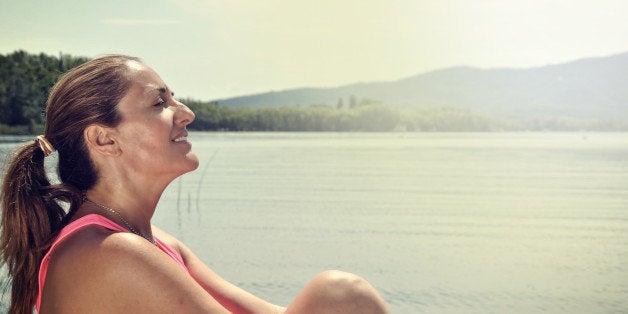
[[1, 54, 140, 313]]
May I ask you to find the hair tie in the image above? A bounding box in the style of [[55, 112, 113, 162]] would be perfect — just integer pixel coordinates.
[[36, 135, 56, 157]]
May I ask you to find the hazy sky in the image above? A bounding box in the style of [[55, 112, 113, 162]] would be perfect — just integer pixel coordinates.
[[2, 0, 628, 100]]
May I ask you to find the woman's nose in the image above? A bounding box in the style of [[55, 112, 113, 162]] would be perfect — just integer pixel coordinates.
[[173, 101, 195, 126]]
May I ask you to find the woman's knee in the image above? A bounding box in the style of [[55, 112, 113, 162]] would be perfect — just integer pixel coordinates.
[[305, 270, 389, 313], [312, 270, 370, 298]]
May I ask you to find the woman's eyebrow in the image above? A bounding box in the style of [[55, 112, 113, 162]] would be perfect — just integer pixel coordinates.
[[145, 85, 174, 97]]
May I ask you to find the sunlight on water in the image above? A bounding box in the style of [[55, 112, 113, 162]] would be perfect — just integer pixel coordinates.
[[1, 132, 627, 313], [151, 132, 628, 313]]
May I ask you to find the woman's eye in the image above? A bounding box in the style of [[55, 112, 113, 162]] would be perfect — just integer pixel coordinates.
[[155, 98, 168, 107]]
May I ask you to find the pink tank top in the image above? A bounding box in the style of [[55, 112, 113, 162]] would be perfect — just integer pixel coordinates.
[[36, 214, 189, 312]]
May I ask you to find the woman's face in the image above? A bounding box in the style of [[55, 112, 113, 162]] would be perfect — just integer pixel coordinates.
[[111, 61, 199, 182]]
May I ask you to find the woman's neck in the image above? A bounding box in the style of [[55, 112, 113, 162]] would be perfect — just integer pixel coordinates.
[[80, 182, 163, 237]]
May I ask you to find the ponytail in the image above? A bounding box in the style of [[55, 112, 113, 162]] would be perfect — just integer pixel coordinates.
[[1, 140, 80, 314]]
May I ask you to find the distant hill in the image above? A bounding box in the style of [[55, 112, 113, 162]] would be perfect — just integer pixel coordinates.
[[215, 52, 628, 121]]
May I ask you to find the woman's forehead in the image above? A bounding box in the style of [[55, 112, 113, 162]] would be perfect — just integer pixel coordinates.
[[127, 66, 168, 95]]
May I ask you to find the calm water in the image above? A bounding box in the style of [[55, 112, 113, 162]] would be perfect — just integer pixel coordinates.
[[1, 132, 627, 313]]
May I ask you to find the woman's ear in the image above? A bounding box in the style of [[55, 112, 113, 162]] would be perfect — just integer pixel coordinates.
[[84, 125, 120, 156]]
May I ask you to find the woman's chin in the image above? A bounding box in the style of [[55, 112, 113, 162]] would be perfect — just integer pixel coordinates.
[[185, 152, 200, 172]]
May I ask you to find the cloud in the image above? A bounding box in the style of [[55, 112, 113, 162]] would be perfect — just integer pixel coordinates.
[[100, 18, 182, 26]]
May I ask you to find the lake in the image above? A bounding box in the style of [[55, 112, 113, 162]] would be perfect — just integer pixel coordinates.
[[1, 132, 627, 313]]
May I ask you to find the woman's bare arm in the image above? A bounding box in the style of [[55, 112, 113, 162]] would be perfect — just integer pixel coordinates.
[[153, 226, 286, 314]]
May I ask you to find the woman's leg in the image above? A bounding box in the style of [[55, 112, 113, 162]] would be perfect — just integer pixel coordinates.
[[284, 270, 390, 314]]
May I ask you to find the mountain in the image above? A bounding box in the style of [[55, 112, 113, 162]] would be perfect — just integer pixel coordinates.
[[214, 52, 628, 120]]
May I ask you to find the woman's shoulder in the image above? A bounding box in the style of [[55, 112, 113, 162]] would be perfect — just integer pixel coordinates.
[[43, 224, 161, 289], [47, 219, 184, 274], [40, 223, 226, 312], [55, 222, 155, 257], [40, 224, 149, 310], [45, 216, 158, 275], [46, 220, 187, 281]]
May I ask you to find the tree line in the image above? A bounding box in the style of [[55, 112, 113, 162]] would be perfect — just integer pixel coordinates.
[[0, 50, 494, 133], [0, 50, 89, 134], [2, 51, 625, 134], [184, 99, 496, 132], [184, 99, 626, 132]]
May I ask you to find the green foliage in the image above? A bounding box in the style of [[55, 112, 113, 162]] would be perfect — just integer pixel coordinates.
[[0, 50, 89, 133], [184, 99, 500, 132]]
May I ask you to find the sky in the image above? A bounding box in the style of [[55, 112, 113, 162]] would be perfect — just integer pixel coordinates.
[[2, 0, 628, 100]]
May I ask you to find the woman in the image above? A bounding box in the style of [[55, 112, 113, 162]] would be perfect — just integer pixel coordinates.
[[0, 55, 390, 313]]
